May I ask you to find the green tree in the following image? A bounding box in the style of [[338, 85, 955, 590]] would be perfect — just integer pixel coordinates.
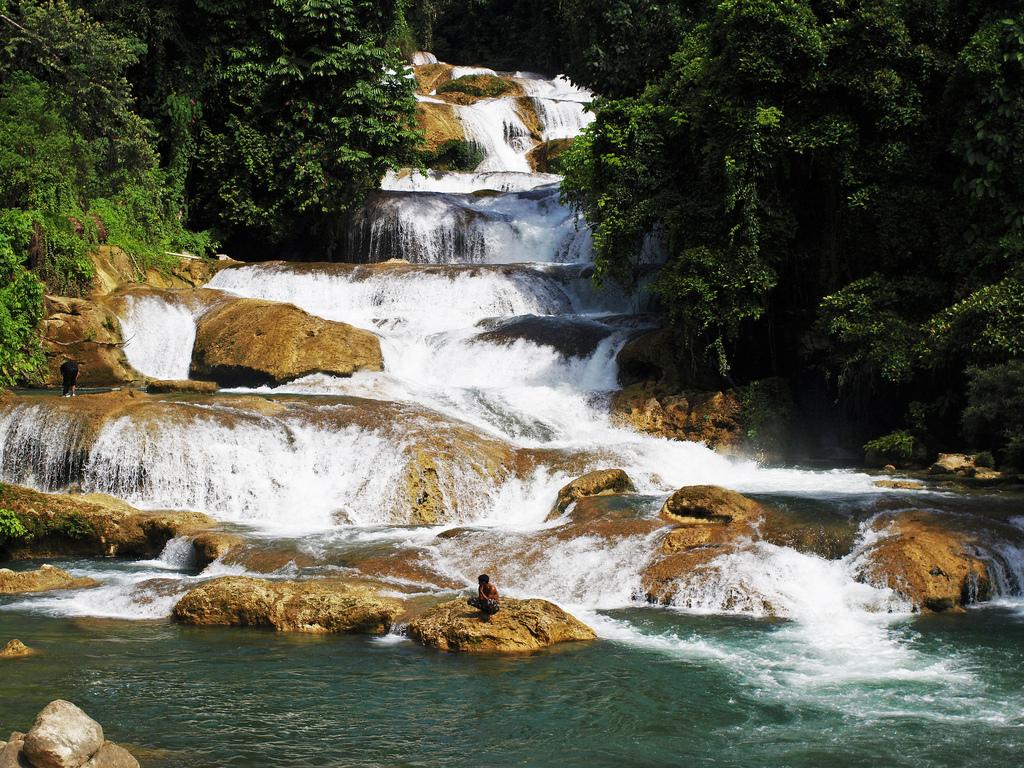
[[560, 0, 1024, 452]]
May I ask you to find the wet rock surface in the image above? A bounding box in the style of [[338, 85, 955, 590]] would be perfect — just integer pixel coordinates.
[[407, 597, 596, 653], [172, 576, 402, 634], [475, 315, 617, 359], [23, 700, 105, 768], [0, 484, 215, 561], [145, 378, 218, 394], [855, 510, 1023, 612], [659, 485, 763, 525], [191, 298, 383, 386], [642, 486, 766, 605], [40, 296, 139, 387], [0, 639, 34, 658], [3, 700, 138, 768], [0, 565, 98, 595], [547, 468, 636, 520]]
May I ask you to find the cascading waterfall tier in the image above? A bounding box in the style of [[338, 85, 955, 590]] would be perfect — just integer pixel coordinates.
[[345, 186, 591, 264]]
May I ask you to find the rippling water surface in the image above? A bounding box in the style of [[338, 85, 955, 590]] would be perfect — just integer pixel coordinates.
[[2, 606, 1023, 768]]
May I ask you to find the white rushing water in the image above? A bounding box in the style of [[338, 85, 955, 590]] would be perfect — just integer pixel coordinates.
[[347, 186, 591, 263], [118, 293, 200, 380]]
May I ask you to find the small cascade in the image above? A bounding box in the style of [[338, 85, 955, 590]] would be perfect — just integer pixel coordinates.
[[208, 262, 619, 334], [345, 187, 591, 264], [427, 529, 660, 609], [0, 402, 93, 489], [147, 536, 199, 571], [118, 294, 200, 380], [666, 536, 911, 618], [455, 98, 534, 174], [381, 169, 562, 193], [530, 98, 595, 140]]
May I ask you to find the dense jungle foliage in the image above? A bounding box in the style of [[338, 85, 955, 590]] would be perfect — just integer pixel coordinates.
[[556, 0, 1024, 463], [0, 0, 418, 385]]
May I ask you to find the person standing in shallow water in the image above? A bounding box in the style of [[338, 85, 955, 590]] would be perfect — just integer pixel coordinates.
[[468, 574, 500, 617], [59, 359, 80, 397]]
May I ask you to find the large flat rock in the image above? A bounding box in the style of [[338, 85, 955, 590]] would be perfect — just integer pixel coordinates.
[[172, 576, 401, 634], [407, 597, 595, 653]]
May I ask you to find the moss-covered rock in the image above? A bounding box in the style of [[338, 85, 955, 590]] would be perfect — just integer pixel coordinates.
[[436, 74, 521, 100], [0, 484, 215, 561]]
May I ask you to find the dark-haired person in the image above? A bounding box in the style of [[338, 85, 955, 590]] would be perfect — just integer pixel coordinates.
[[467, 574, 500, 617], [59, 359, 80, 397]]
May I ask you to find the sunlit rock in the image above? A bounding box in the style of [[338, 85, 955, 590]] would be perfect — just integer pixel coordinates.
[[0, 484, 215, 561], [659, 485, 763, 525], [0, 639, 35, 658], [0, 565, 98, 595], [407, 597, 595, 653], [191, 298, 383, 386], [855, 510, 1021, 612], [23, 700, 105, 768], [40, 296, 140, 387], [547, 468, 636, 520], [172, 576, 402, 634]]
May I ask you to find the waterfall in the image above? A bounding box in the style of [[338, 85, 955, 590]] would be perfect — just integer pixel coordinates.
[[455, 98, 534, 174], [531, 99, 595, 141], [345, 187, 591, 264], [381, 169, 562, 193], [118, 293, 200, 380]]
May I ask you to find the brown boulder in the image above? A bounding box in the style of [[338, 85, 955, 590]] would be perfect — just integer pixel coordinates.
[[407, 598, 595, 653], [856, 511, 997, 612], [172, 576, 401, 634], [547, 469, 636, 520], [0, 733, 26, 768], [611, 384, 743, 452], [81, 742, 140, 768], [189, 532, 245, 568], [145, 379, 218, 394], [23, 699, 105, 768], [191, 299, 383, 386], [928, 453, 976, 476], [641, 486, 766, 604], [659, 486, 763, 525], [0, 639, 35, 658], [40, 296, 140, 387], [0, 565, 98, 595], [874, 479, 925, 490]]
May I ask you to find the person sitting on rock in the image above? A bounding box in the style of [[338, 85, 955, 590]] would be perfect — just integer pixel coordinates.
[[468, 574, 500, 617], [59, 358, 80, 397]]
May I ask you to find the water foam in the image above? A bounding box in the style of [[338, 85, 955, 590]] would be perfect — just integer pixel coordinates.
[[118, 294, 200, 380]]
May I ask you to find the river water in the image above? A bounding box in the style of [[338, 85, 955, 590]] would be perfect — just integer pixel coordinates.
[[2, 60, 1023, 766]]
